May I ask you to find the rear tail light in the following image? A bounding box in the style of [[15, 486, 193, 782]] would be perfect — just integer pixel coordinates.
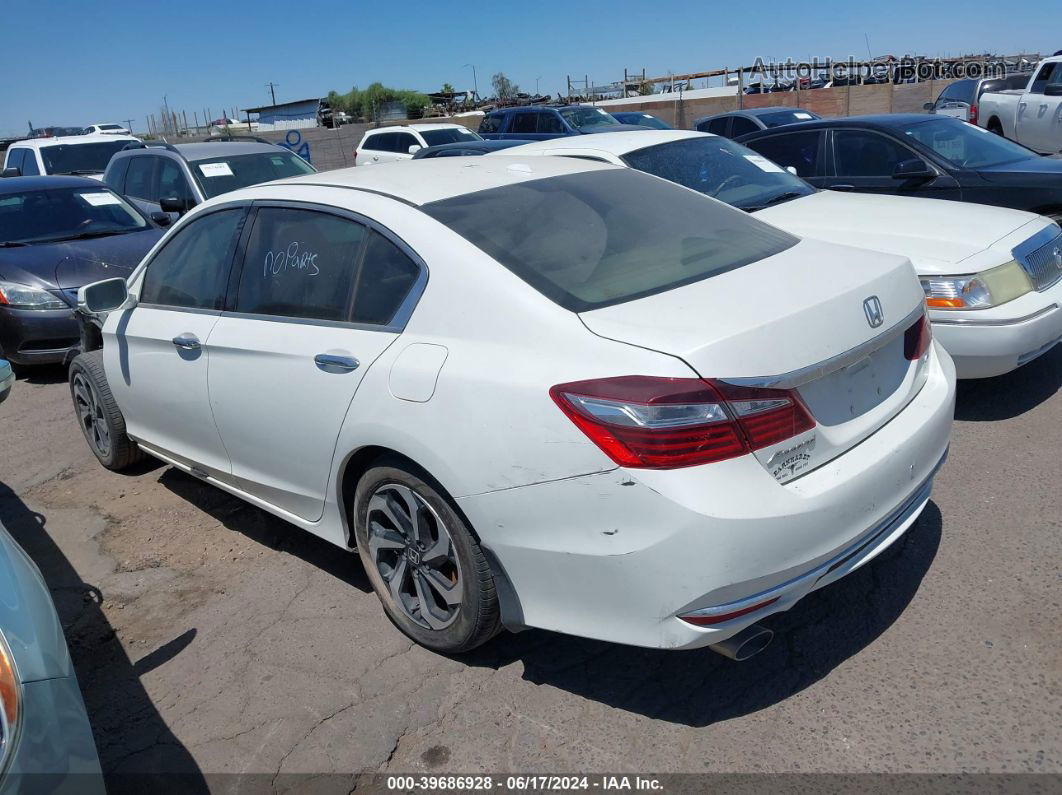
[[904, 314, 932, 360], [679, 597, 780, 626], [550, 376, 814, 470], [969, 104, 978, 125]]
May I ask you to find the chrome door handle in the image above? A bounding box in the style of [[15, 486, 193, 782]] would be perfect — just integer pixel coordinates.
[[314, 354, 360, 371], [172, 335, 200, 350]]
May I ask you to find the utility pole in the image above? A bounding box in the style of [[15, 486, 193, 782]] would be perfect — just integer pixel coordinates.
[[536, 76, 542, 95], [464, 64, 478, 100], [266, 82, 279, 106], [123, 119, 134, 134]]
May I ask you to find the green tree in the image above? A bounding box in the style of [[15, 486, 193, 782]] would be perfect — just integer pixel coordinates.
[[441, 82, 455, 94], [491, 72, 520, 101]]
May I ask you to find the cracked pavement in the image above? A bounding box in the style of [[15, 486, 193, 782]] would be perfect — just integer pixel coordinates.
[[0, 348, 1058, 791]]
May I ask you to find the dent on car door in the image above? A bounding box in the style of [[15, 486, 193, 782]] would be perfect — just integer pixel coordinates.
[[205, 205, 424, 525], [105, 206, 248, 480]]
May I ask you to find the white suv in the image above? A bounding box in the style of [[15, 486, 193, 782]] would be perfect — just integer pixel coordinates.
[[354, 124, 482, 165], [71, 157, 953, 657], [3, 133, 140, 180]]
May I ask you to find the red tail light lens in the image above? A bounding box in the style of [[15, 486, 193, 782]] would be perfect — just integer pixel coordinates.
[[550, 376, 814, 469], [969, 104, 978, 125], [904, 314, 932, 360]]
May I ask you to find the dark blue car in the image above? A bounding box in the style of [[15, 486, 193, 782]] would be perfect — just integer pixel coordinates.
[[610, 111, 672, 129], [412, 139, 532, 159], [478, 105, 651, 140], [0, 176, 165, 367]]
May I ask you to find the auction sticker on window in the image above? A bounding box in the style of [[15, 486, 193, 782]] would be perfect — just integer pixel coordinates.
[[793, 112, 814, 119], [78, 192, 122, 206], [744, 154, 784, 172], [199, 162, 234, 177]]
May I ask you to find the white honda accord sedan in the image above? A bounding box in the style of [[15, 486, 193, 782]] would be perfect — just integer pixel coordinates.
[[501, 131, 1062, 379], [70, 156, 955, 658]]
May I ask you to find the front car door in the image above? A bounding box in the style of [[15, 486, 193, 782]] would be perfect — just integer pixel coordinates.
[[157, 157, 198, 220], [105, 206, 248, 481], [122, 155, 161, 215], [825, 128, 961, 199], [1019, 62, 1062, 154], [206, 203, 425, 522]]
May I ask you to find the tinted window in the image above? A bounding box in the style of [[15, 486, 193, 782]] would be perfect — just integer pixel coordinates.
[[511, 113, 538, 134], [423, 169, 797, 312], [622, 137, 814, 211], [420, 127, 482, 146], [1030, 62, 1057, 94], [941, 80, 976, 104], [351, 231, 420, 325], [729, 116, 760, 137], [20, 150, 40, 175], [158, 158, 193, 201], [705, 117, 730, 136], [538, 112, 566, 134], [393, 133, 419, 154], [479, 114, 502, 134], [236, 208, 366, 321], [559, 107, 621, 131], [833, 130, 914, 176], [901, 117, 1035, 168], [5, 149, 24, 173], [362, 132, 390, 151], [125, 156, 156, 200], [0, 187, 147, 244], [191, 150, 315, 199], [140, 208, 243, 310], [106, 155, 129, 191], [745, 131, 820, 177], [38, 139, 131, 174]]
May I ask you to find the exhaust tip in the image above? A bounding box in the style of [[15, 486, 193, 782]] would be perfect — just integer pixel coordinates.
[[708, 624, 774, 661]]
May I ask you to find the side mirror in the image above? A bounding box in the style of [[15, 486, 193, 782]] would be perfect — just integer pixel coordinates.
[[79, 278, 133, 314], [785, 165, 798, 176], [149, 211, 172, 227], [923, 102, 935, 111], [892, 158, 935, 180], [1, 167, 20, 178], [1045, 84, 1062, 97], [407, 144, 422, 154], [159, 196, 193, 215]]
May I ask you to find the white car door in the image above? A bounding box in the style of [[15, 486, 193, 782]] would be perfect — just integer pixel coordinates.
[[206, 203, 425, 521], [1019, 62, 1062, 153], [105, 207, 248, 481]]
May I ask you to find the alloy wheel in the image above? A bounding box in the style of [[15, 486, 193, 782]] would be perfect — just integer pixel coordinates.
[[72, 372, 111, 458], [366, 483, 462, 630]]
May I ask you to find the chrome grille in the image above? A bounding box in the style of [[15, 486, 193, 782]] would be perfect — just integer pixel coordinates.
[[1016, 230, 1062, 291]]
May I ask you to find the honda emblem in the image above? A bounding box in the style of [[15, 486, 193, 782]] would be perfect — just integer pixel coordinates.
[[863, 296, 884, 328]]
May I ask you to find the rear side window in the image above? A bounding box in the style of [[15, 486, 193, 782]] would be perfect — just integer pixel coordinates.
[[745, 131, 821, 177], [351, 231, 420, 325], [729, 116, 760, 137], [362, 132, 391, 152], [704, 117, 730, 136], [423, 169, 797, 312], [479, 114, 503, 134], [511, 113, 538, 134], [393, 133, 419, 153], [140, 208, 244, 309], [236, 208, 366, 321], [124, 156, 157, 200], [537, 112, 565, 134]]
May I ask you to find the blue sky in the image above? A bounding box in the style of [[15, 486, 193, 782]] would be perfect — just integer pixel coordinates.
[[2, 0, 1055, 136]]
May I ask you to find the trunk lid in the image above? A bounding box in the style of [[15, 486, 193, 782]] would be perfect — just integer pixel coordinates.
[[579, 237, 930, 482]]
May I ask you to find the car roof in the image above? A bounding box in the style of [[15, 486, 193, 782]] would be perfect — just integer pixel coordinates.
[[242, 155, 620, 206], [743, 113, 940, 133], [171, 141, 281, 160], [0, 174, 107, 194], [14, 134, 139, 149], [507, 129, 703, 156], [365, 124, 468, 134]]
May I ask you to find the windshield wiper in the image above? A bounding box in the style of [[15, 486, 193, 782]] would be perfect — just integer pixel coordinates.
[[39, 229, 128, 243], [0, 241, 29, 247], [56, 169, 103, 175], [760, 191, 805, 207]]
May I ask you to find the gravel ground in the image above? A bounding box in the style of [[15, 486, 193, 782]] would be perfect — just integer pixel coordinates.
[[0, 347, 1058, 793]]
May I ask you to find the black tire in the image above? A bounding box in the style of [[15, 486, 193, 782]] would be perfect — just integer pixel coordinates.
[[353, 460, 500, 653], [69, 351, 144, 471]]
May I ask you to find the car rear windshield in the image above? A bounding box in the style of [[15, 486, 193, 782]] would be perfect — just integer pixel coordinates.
[[757, 110, 819, 128], [420, 128, 482, 146], [39, 140, 133, 174], [191, 150, 316, 198], [422, 169, 798, 312], [900, 117, 1035, 169], [0, 187, 147, 244]]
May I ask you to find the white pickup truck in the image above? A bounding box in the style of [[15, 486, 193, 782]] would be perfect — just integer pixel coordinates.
[[978, 56, 1062, 155]]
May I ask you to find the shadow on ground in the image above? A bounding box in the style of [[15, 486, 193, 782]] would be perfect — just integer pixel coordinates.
[[955, 344, 1061, 422], [159, 468, 372, 593], [464, 502, 943, 728], [0, 481, 208, 794], [13, 362, 68, 385]]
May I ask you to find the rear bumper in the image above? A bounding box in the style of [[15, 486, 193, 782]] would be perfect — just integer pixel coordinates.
[[459, 345, 955, 650], [930, 283, 1062, 379], [0, 307, 79, 366]]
